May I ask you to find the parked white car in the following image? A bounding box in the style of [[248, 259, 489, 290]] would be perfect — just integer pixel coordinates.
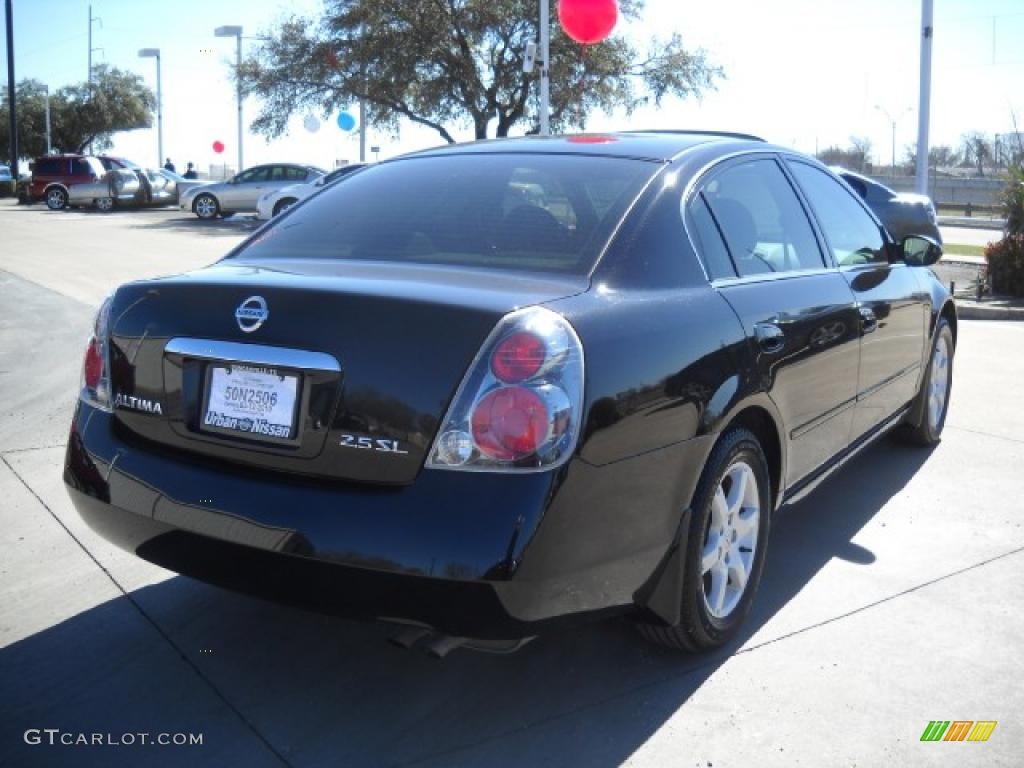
[[256, 163, 366, 220]]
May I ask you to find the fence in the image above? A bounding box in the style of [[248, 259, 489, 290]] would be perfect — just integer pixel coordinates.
[[869, 175, 1004, 208]]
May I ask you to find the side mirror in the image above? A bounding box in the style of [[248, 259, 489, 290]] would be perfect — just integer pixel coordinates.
[[901, 235, 943, 267]]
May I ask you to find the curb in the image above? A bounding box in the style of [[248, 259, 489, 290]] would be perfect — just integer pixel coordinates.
[[938, 216, 1005, 230], [957, 304, 1024, 321]]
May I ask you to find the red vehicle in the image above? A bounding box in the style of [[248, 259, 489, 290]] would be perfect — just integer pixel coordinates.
[[24, 154, 138, 210]]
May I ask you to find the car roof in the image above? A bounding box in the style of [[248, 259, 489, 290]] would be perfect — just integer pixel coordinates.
[[403, 131, 765, 163]]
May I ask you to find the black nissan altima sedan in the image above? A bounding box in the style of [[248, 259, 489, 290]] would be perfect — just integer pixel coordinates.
[[65, 132, 955, 654]]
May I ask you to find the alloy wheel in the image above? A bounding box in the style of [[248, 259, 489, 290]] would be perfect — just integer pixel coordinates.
[[194, 195, 218, 219], [46, 188, 67, 210], [701, 460, 760, 620], [928, 335, 950, 430]]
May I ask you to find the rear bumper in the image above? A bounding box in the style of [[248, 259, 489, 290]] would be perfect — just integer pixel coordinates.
[[65, 403, 707, 638]]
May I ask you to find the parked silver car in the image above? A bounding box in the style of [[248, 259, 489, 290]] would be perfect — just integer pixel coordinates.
[[66, 168, 142, 211], [834, 169, 942, 245], [67, 168, 207, 211], [180, 163, 326, 219]]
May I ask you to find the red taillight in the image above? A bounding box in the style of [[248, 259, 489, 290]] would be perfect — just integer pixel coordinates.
[[471, 387, 549, 460], [83, 338, 104, 389], [491, 331, 546, 383], [427, 306, 583, 472], [80, 296, 112, 410]]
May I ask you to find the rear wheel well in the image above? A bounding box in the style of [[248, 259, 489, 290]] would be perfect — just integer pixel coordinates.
[[940, 302, 957, 348], [724, 407, 781, 509]]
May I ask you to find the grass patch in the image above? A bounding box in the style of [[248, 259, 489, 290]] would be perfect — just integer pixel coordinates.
[[943, 243, 987, 258]]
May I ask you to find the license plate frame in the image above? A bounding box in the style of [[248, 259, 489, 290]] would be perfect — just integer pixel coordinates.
[[199, 362, 302, 445]]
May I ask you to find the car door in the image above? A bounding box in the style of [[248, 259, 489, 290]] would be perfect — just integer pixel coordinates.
[[688, 156, 862, 487], [221, 166, 270, 211], [254, 165, 302, 206], [786, 160, 929, 439]]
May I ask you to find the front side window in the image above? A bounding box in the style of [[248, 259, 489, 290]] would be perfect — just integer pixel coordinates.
[[236, 167, 269, 184], [702, 159, 824, 277], [790, 162, 886, 266], [71, 158, 94, 176], [232, 154, 657, 275]]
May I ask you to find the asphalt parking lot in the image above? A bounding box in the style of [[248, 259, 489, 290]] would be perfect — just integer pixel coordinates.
[[1, 199, 1022, 767]]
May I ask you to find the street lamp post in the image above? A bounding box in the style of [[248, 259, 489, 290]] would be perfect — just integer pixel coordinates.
[[214, 25, 244, 173], [138, 48, 161, 167], [43, 84, 51, 154], [875, 104, 911, 178], [539, 0, 550, 135]]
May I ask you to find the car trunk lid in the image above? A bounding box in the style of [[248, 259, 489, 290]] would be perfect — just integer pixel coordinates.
[[106, 259, 586, 484]]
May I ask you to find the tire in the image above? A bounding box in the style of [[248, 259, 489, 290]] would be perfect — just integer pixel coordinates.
[[637, 427, 772, 652], [896, 318, 954, 446], [95, 197, 114, 212], [45, 187, 68, 210], [273, 197, 297, 217], [193, 193, 220, 220]]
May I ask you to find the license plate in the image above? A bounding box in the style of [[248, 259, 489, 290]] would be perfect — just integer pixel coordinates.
[[202, 364, 299, 441]]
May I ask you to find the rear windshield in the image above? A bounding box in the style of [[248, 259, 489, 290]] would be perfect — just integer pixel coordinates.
[[232, 154, 658, 275]]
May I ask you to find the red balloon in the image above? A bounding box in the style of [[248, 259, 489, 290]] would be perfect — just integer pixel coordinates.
[[558, 0, 618, 45], [212, 141, 225, 154]]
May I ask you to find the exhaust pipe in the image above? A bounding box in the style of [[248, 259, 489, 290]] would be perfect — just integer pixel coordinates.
[[388, 624, 535, 657]]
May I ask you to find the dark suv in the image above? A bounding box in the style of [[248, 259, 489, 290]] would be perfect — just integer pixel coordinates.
[[25, 154, 109, 210]]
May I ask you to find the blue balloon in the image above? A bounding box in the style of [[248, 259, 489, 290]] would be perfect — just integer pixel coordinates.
[[336, 112, 357, 132]]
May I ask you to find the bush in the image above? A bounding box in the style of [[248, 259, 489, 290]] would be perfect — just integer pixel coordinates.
[[986, 235, 1024, 297], [1003, 166, 1024, 237], [985, 167, 1024, 297]]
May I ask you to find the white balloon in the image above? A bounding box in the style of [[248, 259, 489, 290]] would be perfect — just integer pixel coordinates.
[[303, 115, 321, 133]]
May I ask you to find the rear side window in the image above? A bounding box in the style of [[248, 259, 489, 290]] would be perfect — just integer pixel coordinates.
[[688, 194, 736, 280], [789, 162, 886, 266], [233, 154, 657, 275], [702, 159, 824, 277], [34, 158, 61, 175]]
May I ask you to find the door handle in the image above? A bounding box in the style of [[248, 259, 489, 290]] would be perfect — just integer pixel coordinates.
[[859, 306, 878, 334], [754, 322, 786, 354]]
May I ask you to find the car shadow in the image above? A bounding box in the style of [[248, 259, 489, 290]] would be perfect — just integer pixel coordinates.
[[0, 440, 932, 768], [127, 213, 264, 237]]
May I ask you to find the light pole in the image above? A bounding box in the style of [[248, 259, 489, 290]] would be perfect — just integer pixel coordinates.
[[915, 0, 934, 195], [214, 25, 243, 173], [875, 104, 911, 178], [539, 0, 550, 135], [43, 84, 51, 153], [138, 48, 161, 167]]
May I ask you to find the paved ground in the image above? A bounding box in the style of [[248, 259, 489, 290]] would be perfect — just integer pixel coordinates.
[[1, 200, 1023, 767]]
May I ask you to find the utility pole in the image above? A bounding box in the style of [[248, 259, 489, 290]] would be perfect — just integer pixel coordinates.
[[44, 84, 51, 154], [358, 96, 366, 162], [87, 5, 102, 154], [914, 0, 934, 195], [214, 26, 244, 172], [5, 0, 16, 178], [138, 49, 162, 167], [539, 0, 550, 135]]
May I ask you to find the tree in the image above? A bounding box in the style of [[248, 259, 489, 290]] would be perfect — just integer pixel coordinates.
[[0, 79, 51, 161], [237, 0, 722, 144], [903, 143, 959, 171], [849, 136, 873, 171], [959, 131, 992, 177], [1, 65, 154, 160]]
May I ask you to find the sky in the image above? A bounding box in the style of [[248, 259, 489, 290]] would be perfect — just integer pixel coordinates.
[[3, 0, 1023, 172]]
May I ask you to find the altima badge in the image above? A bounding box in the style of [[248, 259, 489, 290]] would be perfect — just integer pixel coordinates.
[[235, 295, 269, 333]]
